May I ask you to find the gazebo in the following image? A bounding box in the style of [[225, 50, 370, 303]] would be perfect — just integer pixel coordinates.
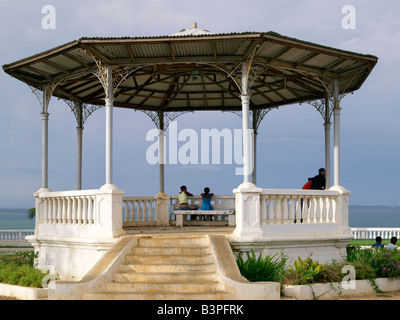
[[3, 24, 378, 281]]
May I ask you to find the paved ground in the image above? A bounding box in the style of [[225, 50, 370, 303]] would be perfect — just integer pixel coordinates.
[[2, 291, 400, 300], [333, 290, 400, 300]]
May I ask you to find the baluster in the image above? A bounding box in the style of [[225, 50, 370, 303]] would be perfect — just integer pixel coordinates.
[[87, 196, 94, 224], [293, 196, 301, 223], [288, 196, 295, 223], [124, 200, 130, 222], [314, 196, 321, 223], [282, 196, 288, 223], [152, 199, 156, 221], [71, 197, 77, 224], [61, 197, 67, 224], [143, 200, 148, 221], [268, 196, 275, 224], [77, 197, 82, 224], [307, 196, 314, 223], [82, 196, 88, 224], [276, 195, 282, 224], [66, 197, 72, 224], [52, 198, 57, 224], [320, 196, 326, 223], [301, 196, 307, 224], [326, 196, 332, 223], [133, 201, 138, 221], [56, 198, 62, 224], [260, 197, 267, 224]]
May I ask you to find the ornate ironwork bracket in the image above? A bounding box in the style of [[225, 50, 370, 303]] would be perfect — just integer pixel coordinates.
[[63, 99, 103, 128], [29, 82, 60, 114], [307, 76, 350, 123], [141, 110, 188, 131]]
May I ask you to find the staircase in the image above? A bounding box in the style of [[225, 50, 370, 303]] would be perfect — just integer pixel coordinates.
[[84, 235, 229, 300]]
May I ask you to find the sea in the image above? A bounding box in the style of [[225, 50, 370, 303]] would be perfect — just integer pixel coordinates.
[[0, 206, 400, 230]]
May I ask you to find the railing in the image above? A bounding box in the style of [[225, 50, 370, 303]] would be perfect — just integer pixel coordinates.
[[351, 228, 400, 240], [34, 187, 125, 238], [122, 196, 156, 226], [0, 229, 34, 242], [38, 190, 98, 225], [260, 189, 339, 225]]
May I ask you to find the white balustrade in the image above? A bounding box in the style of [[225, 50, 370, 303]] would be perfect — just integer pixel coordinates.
[[38, 190, 98, 226], [351, 228, 400, 240], [0, 229, 34, 242], [122, 196, 157, 226], [260, 189, 338, 225]]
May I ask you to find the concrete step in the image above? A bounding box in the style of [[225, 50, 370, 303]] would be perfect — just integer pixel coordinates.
[[83, 234, 229, 300], [119, 262, 216, 273], [106, 281, 224, 293], [114, 271, 218, 282], [137, 236, 208, 247], [131, 246, 210, 255], [83, 291, 229, 300], [124, 253, 213, 265]]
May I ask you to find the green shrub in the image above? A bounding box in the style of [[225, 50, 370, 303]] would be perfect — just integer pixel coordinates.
[[236, 249, 288, 282], [0, 251, 47, 288], [0, 261, 47, 288], [283, 256, 326, 285], [370, 251, 400, 278]]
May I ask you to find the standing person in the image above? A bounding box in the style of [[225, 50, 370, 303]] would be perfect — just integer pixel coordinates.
[[308, 168, 326, 190], [201, 187, 214, 221], [372, 236, 384, 249], [386, 237, 397, 250]]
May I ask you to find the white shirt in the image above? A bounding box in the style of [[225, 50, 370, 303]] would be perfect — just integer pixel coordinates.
[[386, 243, 397, 250]]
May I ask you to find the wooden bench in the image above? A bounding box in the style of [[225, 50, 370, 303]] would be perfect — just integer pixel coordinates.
[[173, 209, 235, 227]]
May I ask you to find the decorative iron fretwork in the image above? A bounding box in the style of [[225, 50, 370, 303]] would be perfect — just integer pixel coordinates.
[[141, 110, 188, 130], [29, 82, 60, 113], [63, 99, 103, 127], [85, 47, 138, 99]]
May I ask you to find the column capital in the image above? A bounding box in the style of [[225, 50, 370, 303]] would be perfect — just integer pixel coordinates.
[[240, 95, 250, 104], [105, 97, 114, 106], [41, 112, 50, 120]]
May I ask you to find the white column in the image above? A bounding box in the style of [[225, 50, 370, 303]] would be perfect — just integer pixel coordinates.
[[159, 129, 165, 194], [324, 123, 331, 188], [41, 112, 49, 189], [158, 112, 165, 194], [76, 126, 83, 190], [333, 78, 341, 186], [105, 65, 114, 186], [324, 92, 331, 189], [105, 97, 113, 185], [241, 62, 252, 184]]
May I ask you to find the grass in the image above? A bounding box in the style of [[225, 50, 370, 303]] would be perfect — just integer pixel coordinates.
[[349, 239, 391, 246]]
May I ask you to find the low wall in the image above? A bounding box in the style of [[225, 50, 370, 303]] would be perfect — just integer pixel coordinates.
[[283, 278, 400, 300]]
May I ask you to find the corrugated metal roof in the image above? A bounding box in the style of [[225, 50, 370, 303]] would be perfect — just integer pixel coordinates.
[[2, 31, 378, 113]]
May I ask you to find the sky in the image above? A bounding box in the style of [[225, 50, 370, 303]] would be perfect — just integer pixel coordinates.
[[0, 0, 399, 208]]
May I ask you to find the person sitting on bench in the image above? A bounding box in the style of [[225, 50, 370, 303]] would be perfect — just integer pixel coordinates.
[[176, 185, 199, 209], [201, 187, 214, 221]]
